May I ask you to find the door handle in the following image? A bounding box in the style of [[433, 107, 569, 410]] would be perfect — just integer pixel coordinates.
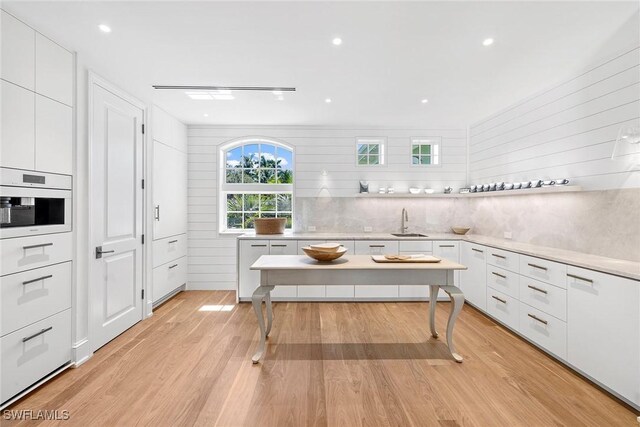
[[155, 205, 160, 221], [95, 246, 115, 259]]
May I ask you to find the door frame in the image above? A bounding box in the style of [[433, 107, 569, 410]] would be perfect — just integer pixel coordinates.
[[87, 71, 148, 353]]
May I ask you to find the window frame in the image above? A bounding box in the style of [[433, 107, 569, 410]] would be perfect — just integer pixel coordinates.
[[410, 137, 441, 167], [219, 138, 294, 233], [355, 137, 386, 167]]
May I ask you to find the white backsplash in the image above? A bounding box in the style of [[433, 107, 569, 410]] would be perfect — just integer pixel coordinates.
[[295, 188, 640, 262]]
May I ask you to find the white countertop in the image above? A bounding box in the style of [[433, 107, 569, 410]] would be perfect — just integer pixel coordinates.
[[238, 231, 640, 281], [251, 254, 466, 271]]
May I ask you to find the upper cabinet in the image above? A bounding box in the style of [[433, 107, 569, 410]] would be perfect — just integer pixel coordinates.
[[152, 106, 187, 152], [1, 11, 35, 90], [35, 33, 73, 106], [1, 10, 74, 175]]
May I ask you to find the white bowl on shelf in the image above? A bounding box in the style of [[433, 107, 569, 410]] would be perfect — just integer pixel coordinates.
[[424, 188, 435, 194], [409, 188, 421, 194]]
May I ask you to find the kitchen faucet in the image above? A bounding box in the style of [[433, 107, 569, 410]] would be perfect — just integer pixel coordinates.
[[401, 208, 408, 234]]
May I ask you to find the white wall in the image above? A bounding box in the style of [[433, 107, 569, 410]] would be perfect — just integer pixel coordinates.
[[187, 126, 466, 290], [468, 46, 640, 189]]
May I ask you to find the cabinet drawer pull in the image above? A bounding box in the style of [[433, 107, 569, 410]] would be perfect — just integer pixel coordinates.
[[471, 248, 483, 253], [22, 275, 53, 285], [271, 244, 288, 247], [566, 273, 593, 283], [527, 313, 548, 325], [492, 253, 506, 259], [527, 263, 547, 271], [527, 285, 548, 294], [439, 244, 455, 248], [168, 240, 178, 244], [491, 295, 507, 304], [369, 245, 385, 248], [168, 264, 178, 269], [251, 244, 267, 247], [23, 242, 53, 250], [491, 272, 507, 279], [22, 326, 53, 342]]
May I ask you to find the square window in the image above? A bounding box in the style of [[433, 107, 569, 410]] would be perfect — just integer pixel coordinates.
[[242, 169, 258, 183], [411, 139, 440, 166], [356, 139, 385, 166], [244, 194, 259, 211], [277, 193, 292, 211], [225, 169, 242, 183], [227, 213, 243, 229], [276, 169, 293, 184]]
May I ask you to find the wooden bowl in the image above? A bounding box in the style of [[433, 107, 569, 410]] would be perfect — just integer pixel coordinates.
[[254, 218, 286, 234], [451, 226, 471, 235], [302, 246, 347, 261]]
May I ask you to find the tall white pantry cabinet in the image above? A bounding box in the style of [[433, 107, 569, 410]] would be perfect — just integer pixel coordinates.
[[0, 9, 75, 406], [151, 106, 188, 305]]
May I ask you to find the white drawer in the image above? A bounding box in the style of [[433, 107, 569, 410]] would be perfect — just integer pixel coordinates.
[[486, 288, 519, 330], [354, 240, 398, 255], [354, 285, 398, 298], [486, 266, 519, 299], [398, 240, 433, 253], [486, 247, 519, 273], [519, 255, 567, 289], [1, 233, 72, 277], [152, 256, 187, 303], [1, 308, 71, 402], [326, 285, 354, 298], [269, 240, 297, 255], [1, 261, 72, 335], [153, 234, 187, 268], [296, 241, 326, 298], [519, 276, 567, 321], [518, 302, 567, 360]]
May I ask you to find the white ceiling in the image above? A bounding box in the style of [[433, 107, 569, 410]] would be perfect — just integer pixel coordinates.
[[4, 1, 639, 127]]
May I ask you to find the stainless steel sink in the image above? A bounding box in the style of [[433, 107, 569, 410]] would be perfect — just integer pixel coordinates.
[[390, 233, 428, 237]]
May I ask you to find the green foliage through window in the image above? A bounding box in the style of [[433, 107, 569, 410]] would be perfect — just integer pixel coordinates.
[[226, 193, 293, 229]]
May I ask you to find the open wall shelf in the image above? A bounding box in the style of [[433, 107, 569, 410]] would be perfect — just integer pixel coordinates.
[[355, 185, 583, 198]]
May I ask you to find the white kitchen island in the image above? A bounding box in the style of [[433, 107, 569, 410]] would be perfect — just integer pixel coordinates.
[[249, 254, 467, 364]]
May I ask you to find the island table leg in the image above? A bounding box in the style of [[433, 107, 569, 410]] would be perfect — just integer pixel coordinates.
[[429, 285, 440, 338], [441, 285, 465, 363], [251, 285, 275, 364]]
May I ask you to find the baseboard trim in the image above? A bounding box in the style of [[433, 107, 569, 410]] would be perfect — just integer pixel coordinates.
[[72, 338, 92, 367]]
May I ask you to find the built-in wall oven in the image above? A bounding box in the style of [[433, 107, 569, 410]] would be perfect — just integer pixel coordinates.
[[0, 168, 72, 238]]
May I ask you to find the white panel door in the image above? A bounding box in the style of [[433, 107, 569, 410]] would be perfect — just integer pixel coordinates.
[[459, 242, 487, 310], [90, 77, 144, 351], [1, 10, 35, 90], [1, 80, 35, 170], [35, 94, 73, 174]]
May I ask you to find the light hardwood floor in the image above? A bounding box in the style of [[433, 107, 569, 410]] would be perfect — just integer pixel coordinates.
[[6, 291, 638, 426]]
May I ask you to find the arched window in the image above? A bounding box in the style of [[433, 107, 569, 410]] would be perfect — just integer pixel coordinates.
[[220, 138, 294, 231]]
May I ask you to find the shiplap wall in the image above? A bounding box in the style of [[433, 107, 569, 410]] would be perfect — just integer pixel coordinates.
[[187, 126, 466, 290], [469, 46, 640, 189]]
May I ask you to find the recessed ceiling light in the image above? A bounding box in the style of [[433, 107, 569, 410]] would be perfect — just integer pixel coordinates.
[[332, 37, 342, 46], [203, 113, 209, 117], [482, 38, 494, 46], [98, 24, 111, 33], [325, 98, 332, 103], [421, 99, 429, 104], [276, 96, 284, 101]]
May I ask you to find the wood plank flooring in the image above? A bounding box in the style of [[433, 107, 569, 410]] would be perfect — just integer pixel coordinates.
[[5, 291, 638, 426]]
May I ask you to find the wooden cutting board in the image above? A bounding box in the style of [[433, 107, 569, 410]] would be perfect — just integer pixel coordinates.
[[371, 255, 441, 263]]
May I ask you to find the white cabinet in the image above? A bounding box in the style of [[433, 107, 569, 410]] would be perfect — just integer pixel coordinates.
[[269, 241, 297, 298], [486, 247, 520, 273], [35, 95, 73, 174], [1, 10, 35, 90], [1, 308, 71, 402], [354, 240, 399, 298], [152, 106, 187, 152], [518, 302, 567, 359], [459, 242, 487, 310], [325, 240, 355, 298], [296, 240, 326, 298], [152, 256, 187, 303], [519, 276, 566, 321], [567, 267, 640, 407], [520, 255, 566, 289], [153, 235, 188, 268], [486, 288, 519, 330], [486, 266, 519, 299], [35, 33, 73, 106], [153, 141, 187, 240], [238, 240, 269, 298], [1, 80, 35, 170]]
